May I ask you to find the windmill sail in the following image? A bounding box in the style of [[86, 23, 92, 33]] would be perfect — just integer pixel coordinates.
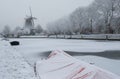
[[29, 7, 35, 27]]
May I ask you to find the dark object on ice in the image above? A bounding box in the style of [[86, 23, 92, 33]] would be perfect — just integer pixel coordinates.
[[90, 63, 95, 65], [10, 41, 20, 46]]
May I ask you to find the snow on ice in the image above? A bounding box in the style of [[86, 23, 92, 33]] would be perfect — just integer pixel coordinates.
[[10, 38, 120, 75]]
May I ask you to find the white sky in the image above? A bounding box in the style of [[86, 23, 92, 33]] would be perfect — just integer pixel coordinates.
[[0, 0, 94, 31]]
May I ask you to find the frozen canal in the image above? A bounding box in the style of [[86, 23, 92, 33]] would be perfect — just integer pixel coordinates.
[[9, 38, 120, 75]]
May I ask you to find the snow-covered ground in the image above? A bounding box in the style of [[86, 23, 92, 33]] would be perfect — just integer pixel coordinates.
[[0, 38, 120, 78], [0, 39, 36, 79]]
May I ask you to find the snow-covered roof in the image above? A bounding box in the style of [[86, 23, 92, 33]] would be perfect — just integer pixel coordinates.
[[36, 50, 120, 79]]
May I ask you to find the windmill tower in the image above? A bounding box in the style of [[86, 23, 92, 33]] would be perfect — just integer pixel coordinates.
[[24, 7, 37, 35]]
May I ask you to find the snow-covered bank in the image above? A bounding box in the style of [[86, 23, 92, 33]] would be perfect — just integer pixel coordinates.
[[36, 50, 120, 79], [0, 40, 36, 79]]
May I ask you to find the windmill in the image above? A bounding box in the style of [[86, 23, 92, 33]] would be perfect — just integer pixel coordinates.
[[24, 7, 37, 35]]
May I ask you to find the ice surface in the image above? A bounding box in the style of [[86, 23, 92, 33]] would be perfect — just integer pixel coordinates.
[[9, 38, 120, 75], [0, 38, 120, 79]]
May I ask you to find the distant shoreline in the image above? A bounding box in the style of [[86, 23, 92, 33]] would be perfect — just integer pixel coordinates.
[[8, 34, 120, 41]]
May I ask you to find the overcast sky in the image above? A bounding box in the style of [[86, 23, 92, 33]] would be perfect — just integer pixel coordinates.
[[0, 0, 93, 31]]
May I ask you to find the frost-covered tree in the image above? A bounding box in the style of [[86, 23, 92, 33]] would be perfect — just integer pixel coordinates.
[[94, 0, 118, 33], [35, 25, 43, 34], [2, 25, 11, 37], [46, 0, 120, 34], [13, 26, 22, 37], [69, 7, 85, 34]]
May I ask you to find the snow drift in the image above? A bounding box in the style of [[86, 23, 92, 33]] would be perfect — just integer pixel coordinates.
[[36, 50, 120, 79]]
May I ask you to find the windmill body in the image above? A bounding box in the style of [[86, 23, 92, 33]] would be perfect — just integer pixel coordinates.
[[24, 7, 37, 35]]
